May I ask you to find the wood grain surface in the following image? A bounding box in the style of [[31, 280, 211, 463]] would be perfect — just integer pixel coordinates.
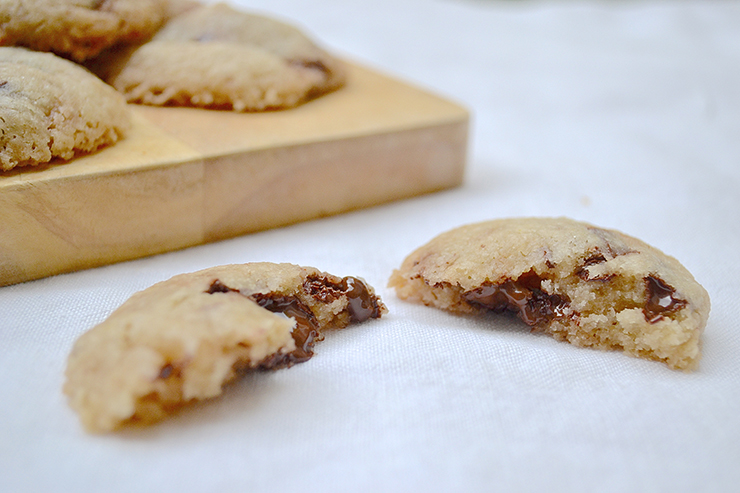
[[0, 63, 468, 287]]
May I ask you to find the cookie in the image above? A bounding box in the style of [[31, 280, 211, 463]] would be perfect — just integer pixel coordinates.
[[0, 47, 131, 171], [64, 263, 386, 433], [91, 2, 346, 111], [389, 217, 710, 370], [0, 0, 169, 62]]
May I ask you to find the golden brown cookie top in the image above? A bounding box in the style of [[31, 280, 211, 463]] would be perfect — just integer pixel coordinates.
[[153, 2, 344, 82], [0, 0, 169, 61], [93, 2, 346, 111], [0, 47, 130, 171], [393, 217, 707, 299]]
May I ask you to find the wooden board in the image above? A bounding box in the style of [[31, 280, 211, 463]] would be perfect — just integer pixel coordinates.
[[0, 63, 468, 287]]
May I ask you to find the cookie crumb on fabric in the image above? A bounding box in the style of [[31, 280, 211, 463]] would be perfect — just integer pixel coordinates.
[[389, 217, 710, 371]]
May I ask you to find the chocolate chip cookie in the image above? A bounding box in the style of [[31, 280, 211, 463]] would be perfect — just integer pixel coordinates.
[[389, 217, 710, 370], [64, 263, 386, 433], [0, 47, 131, 171], [91, 2, 346, 111], [0, 0, 169, 62]]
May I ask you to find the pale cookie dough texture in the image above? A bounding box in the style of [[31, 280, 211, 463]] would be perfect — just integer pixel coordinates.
[[0, 0, 169, 62], [92, 2, 346, 111], [389, 217, 710, 371], [64, 263, 386, 433], [0, 47, 131, 171]]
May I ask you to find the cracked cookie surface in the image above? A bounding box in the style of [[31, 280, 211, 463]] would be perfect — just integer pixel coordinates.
[[0, 0, 170, 62], [90, 2, 346, 111], [389, 217, 710, 370], [64, 262, 386, 433], [0, 47, 130, 171]]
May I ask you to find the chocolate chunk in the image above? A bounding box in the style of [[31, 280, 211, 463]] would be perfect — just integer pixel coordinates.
[[205, 275, 382, 369], [463, 271, 569, 327], [342, 276, 382, 323], [158, 364, 174, 379], [205, 279, 239, 294], [303, 274, 345, 303], [582, 253, 607, 267], [205, 280, 320, 367], [575, 253, 614, 282], [644, 275, 687, 323], [249, 293, 321, 369], [157, 363, 183, 380], [302, 274, 384, 322], [203, 273, 384, 370]]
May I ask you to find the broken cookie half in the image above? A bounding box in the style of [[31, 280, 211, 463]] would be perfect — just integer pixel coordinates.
[[64, 262, 386, 433], [389, 217, 710, 371]]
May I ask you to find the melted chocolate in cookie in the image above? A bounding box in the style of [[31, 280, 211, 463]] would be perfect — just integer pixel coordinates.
[[343, 277, 380, 323], [644, 275, 687, 323], [249, 293, 321, 369], [206, 279, 237, 294], [575, 254, 606, 280], [205, 279, 318, 368], [463, 271, 569, 327], [205, 275, 382, 369], [303, 274, 383, 322], [575, 253, 615, 282]]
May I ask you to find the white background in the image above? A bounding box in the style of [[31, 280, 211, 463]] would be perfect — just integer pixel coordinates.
[[2, 1, 739, 491]]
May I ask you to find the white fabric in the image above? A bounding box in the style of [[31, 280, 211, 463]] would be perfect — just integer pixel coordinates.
[[2, 0, 739, 491]]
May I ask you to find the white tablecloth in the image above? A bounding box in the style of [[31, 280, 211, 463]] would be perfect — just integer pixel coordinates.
[[2, 1, 739, 491]]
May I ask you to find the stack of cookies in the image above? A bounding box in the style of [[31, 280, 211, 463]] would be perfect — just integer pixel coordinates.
[[0, 0, 346, 171]]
